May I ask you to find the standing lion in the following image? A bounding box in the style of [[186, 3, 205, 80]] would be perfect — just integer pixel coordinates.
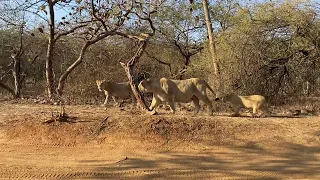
[[216, 93, 269, 117], [96, 80, 136, 107], [138, 77, 218, 115]]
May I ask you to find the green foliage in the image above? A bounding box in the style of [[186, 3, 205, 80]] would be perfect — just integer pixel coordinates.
[[1, 0, 320, 104], [209, 0, 320, 101]]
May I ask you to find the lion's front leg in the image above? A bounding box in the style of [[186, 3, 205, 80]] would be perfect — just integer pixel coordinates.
[[251, 105, 261, 118], [111, 96, 121, 107], [231, 106, 241, 117], [252, 105, 257, 114], [149, 97, 161, 111], [192, 97, 200, 115], [130, 92, 137, 106], [257, 103, 269, 117], [103, 91, 110, 106], [168, 98, 176, 114]]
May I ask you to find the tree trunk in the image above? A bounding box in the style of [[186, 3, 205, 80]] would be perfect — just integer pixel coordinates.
[[121, 62, 150, 111], [56, 42, 91, 95], [12, 56, 22, 98], [179, 56, 191, 80], [120, 40, 151, 112], [0, 82, 15, 98], [56, 32, 114, 96], [46, 42, 55, 99], [46, 0, 56, 100], [202, 0, 220, 80], [45, 1, 89, 99]]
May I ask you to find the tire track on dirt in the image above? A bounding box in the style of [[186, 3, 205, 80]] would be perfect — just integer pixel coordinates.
[[0, 169, 318, 179], [1, 142, 90, 148], [0, 171, 131, 179]]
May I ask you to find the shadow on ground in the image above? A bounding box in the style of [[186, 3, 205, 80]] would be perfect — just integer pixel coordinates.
[[75, 141, 320, 179]]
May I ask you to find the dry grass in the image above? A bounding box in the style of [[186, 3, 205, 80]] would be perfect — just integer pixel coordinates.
[[0, 101, 320, 179], [1, 100, 319, 149]]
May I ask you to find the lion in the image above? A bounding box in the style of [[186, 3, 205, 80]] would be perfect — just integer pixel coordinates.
[[216, 93, 268, 117], [96, 80, 136, 106], [138, 77, 218, 115]]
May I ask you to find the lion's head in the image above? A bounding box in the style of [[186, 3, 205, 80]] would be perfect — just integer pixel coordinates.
[[96, 80, 109, 92], [214, 92, 233, 102], [138, 78, 153, 93]]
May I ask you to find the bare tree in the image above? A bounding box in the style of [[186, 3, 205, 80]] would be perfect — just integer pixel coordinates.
[[0, 24, 41, 98], [116, 2, 159, 111], [120, 37, 151, 111], [54, 0, 160, 112], [188, 0, 220, 85], [202, 0, 220, 78], [156, 0, 205, 79], [116, 3, 159, 111], [44, 0, 89, 100], [0, 2, 40, 99], [10, 27, 24, 98], [55, 0, 135, 96]]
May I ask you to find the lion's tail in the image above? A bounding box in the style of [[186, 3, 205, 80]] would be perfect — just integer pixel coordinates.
[[205, 81, 215, 94]]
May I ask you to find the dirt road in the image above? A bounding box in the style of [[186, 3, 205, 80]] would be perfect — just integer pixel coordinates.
[[0, 102, 319, 179]]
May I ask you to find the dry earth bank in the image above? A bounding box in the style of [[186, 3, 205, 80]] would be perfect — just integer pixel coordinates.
[[0, 101, 319, 179]]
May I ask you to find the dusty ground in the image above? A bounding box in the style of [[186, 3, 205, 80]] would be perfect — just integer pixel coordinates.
[[0, 100, 319, 179]]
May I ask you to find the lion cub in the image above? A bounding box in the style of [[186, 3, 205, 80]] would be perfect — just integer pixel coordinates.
[[219, 93, 268, 117]]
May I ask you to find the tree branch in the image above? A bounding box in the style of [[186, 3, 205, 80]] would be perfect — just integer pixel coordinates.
[[90, 0, 109, 31], [120, 39, 152, 112], [0, 82, 15, 97], [132, 11, 156, 36], [55, 24, 87, 41], [56, 31, 117, 95], [116, 32, 150, 41], [145, 50, 173, 76], [20, 55, 39, 84]]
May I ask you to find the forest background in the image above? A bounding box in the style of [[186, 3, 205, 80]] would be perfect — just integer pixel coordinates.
[[0, 0, 319, 108]]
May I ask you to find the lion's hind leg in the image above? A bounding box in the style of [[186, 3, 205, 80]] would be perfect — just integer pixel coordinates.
[[167, 97, 176, 114], [252, 103, 268, 118], [260, 104, 270, 117], [231, 106, 241, 117], [111, 96, 122, 107], [191, 96, 200, 115], [195, 93, 213, 116]]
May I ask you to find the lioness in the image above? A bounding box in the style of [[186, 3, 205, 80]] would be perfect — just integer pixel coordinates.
[[96, 80, 136, 106], [217, 93, 268, 117], [138, 77, 218, 115]]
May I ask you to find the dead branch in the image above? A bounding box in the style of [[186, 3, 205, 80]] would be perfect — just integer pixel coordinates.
[[119, 40, 155, 113], [55, 24, 87, 41], [0, 82, 15, 96], [144, 50, 174, 76]]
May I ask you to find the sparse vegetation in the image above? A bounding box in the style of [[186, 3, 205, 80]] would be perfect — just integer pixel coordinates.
[[0, 1, 320, 179], [0, 0, 319, 110]]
